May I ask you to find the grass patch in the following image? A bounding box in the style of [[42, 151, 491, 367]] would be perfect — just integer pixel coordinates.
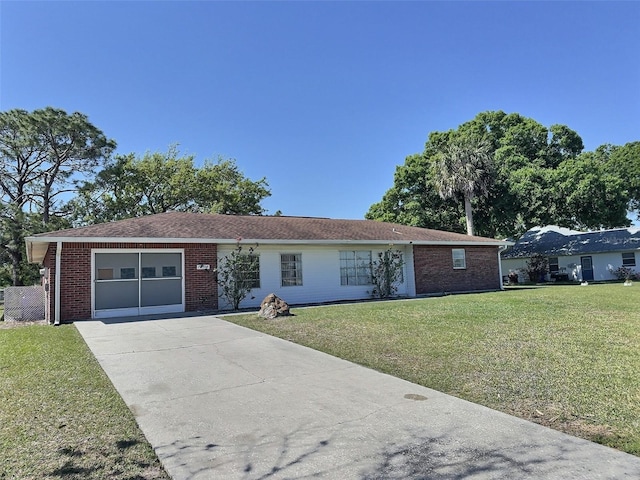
[[0, 325, 169, 479], [227, 284, 640, 456]]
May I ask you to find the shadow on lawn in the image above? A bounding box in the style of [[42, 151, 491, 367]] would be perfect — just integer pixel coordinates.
[[49, 438, 164, 480]]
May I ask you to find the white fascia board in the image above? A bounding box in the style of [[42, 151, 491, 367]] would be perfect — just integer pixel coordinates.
[[26, 235, 513, 246], [25, 236, 513, 264]]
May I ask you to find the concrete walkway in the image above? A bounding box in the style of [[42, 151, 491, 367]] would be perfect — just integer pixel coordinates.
[[75, 314, 640, 479]]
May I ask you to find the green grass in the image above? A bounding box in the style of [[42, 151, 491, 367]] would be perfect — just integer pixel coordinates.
[[227, 284, 640, 456], [0, 325, 169, 480]]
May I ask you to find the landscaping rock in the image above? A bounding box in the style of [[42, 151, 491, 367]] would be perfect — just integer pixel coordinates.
[[258, 293, 290, 319]]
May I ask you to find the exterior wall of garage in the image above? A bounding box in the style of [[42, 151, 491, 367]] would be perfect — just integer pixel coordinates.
[[43, 242, 218, 322], [413, 245, 501, 295]]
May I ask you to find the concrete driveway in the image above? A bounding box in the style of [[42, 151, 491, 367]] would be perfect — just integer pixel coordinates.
[[75, 314, 640, 479]]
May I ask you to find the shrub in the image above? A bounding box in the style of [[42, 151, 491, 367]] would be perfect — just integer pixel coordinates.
[[370, 249, 404, 299], [216, 243, 260, 310], [609, 266, 638, 281], [526, 253, 549, 282]]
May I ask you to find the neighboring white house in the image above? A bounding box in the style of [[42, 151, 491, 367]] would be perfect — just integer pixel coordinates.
[[501, 225, 640, 282]]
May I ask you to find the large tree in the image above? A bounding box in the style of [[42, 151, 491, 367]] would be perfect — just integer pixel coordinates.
[[606, 141, 640, 218], [0, 107, 115, 285], [367, 110, 632, 239], [70, 146, 271, 225]]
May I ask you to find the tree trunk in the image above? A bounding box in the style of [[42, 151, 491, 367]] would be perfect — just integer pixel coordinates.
[[464, 196, 474, 236]]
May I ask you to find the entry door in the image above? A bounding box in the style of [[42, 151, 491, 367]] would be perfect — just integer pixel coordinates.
[[581, 256, 594, 281]]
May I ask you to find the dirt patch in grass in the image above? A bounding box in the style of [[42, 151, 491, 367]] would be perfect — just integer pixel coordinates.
[[0, 319, 48, 329]]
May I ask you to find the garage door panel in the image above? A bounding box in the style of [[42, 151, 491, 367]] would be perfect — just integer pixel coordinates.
[[95, 281, 139, 310], [141, 279, 182, 307]]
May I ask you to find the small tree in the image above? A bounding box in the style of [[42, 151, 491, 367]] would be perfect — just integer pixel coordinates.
[[370, 249, 404, 299], [216, 243, 260, 310], [525, 253, 549, 282]]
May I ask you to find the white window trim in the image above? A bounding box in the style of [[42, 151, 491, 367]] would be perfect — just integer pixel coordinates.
[[452, 248, 466, 270], [340, 250, 373, 286], [622, 252, 636, 267], [281, 253, 303, 287]]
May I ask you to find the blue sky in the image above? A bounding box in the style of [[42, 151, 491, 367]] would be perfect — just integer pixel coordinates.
[[1, 1, 639, 220]]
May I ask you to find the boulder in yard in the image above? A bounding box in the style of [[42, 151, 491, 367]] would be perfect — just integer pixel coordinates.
[[258, 293, 290, 319]]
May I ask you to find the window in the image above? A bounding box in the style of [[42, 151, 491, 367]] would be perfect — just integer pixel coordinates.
[[281, 254, 302, 286], [240, 254, 261, 288], [97, 268, 114, 280], [340, 251, 372, 285], [120, 267, 136, 279], [548, 257, 559, 273], [162, 266, 177, 277], [622, 252, 636, 267], [142, 267, 156, 278], [452, 249, 466, 269]]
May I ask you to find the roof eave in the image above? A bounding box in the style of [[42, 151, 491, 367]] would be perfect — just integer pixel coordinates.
[[25, 235, 512, 264]]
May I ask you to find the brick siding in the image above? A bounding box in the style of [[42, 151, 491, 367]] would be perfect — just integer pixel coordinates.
[[43, 242, 218, 322], [413, 245, 501, 295]]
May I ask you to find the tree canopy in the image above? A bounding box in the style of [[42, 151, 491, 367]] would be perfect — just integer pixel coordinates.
[[367, 111, 635, 239], [1, 108, 272, 287], [69, 146, 271, 226], [0, 107, 115, 285]]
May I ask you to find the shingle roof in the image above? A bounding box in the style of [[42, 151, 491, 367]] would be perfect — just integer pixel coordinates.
[[502, 225, 640, 259], [26, 212, 509, 263]]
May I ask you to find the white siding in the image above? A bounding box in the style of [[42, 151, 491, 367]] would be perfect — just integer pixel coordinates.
[[217, 244, 413, 310], [501, 251, 636, 283], [590, 252, 635, 281]]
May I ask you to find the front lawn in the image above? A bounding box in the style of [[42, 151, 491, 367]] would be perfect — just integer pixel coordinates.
[[227, 284, 640, 456], [0, 324, 169, 480]]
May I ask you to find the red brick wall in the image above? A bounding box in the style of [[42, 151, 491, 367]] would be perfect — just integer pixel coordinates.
[[183, 244, 218, 311], [43, 242, 218, 322], [413, 245, 501, 295], [60, 243, 93, 321]]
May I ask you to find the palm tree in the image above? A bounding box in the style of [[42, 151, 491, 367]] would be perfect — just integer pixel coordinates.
[[433, 134, 494, 236]]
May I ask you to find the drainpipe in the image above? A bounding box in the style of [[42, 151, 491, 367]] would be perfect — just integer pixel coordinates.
[[498, 245, 508, 290], [54, 241, 62, 326]]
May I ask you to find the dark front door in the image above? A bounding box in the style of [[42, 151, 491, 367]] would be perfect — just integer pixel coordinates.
[[581, 256, 594, 281]]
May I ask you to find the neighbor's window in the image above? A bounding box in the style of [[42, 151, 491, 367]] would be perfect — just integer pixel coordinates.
[[281, 254, 303, 286], [340, 250, 372, 285], [452, 249, 466, 269], [240, 254, 261, 288], [548, 257, 559, 273], [622, 252, 636, 267]]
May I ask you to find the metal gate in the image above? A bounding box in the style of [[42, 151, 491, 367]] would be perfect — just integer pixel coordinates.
[[3, 286, 45, 322]]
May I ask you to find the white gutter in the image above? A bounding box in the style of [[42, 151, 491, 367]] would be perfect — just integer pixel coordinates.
[[27, 235, 512, 245], [498, 245, 508, 290], [54, 241, 62, 326]]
